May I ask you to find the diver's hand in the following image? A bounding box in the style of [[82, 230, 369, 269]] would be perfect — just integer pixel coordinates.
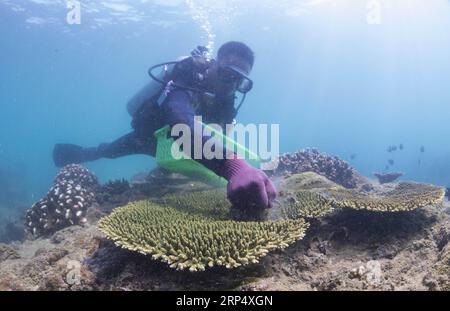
[[221, 158, 277, 210]]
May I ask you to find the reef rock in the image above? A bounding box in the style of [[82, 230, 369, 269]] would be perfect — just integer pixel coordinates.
[[0, 243, 20, 262]]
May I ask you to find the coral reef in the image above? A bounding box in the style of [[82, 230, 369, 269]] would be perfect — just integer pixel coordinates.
[[96, 179, 131, 205], [0, 243, 19, 261], [273, 149, 362, 188], [24, 165, 98, 237], [282, 172, 339, 191], [98, 200, 309, 272], [54, 164, 99, 190], [373, 172, 404, 184], [433, 243, 450, 290], [161, 189, 231, 220], [162, 189, 268, 222], [0, 169, 449, 291], [281, 190, 334, 219], [101, 179, 130, 196], [277, 172, 445, 214], [228, 204, 269, 222], [326, 182, 445, 212]]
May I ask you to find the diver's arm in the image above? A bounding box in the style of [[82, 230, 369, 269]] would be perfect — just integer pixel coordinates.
[[161, 89, 227, 173], [162, 89, 277, 210]]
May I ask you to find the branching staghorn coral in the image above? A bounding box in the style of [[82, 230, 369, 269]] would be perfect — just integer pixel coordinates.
[[161, 189, 268, 221], [281, 190, 334, 219], [325, 182, 445, 212], [98, 201, 309, 272], [161, 189, 231, 220], [279, 172, 445, 214], [278, 173, 336, 219], [283, 172, 339, 191]]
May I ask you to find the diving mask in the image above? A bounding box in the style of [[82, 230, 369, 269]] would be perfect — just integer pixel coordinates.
[[218, 65, 253, 94]]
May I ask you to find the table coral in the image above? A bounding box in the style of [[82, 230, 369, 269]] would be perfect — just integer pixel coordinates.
[[99, 200, 309, 271]]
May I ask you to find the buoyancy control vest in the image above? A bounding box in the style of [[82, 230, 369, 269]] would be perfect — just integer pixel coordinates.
[[127, 46, 242, 133], [127, 46, 212, 117]]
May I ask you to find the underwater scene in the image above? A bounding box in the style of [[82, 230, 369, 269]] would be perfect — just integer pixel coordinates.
[[1, 0, 450, 292]]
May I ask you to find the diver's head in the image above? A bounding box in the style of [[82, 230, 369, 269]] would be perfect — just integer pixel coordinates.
[[208, 41, 254, 96]]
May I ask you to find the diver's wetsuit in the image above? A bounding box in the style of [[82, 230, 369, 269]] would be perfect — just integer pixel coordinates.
[[57, 86, 237, 174]]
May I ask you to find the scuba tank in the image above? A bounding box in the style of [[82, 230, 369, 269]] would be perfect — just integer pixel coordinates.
[[126, 58, 185, 117], [127, 46, 212, 117]]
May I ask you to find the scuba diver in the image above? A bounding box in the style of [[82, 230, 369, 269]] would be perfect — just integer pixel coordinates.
[[53, 41, 277, 212]]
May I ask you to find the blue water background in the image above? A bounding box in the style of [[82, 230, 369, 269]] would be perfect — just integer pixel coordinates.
[[1, 0, 449, 217]]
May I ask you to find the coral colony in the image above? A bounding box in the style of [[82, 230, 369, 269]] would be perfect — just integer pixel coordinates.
[[99, 199, 309, 272], [274, 149, 359, 188], [20, 155, 447, 273], [98, 172, 445, 272], [25, 165, 98, 237], [279, 172, 445, 217]]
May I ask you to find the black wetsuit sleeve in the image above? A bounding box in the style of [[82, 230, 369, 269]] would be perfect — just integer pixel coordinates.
[[161, 89, 228, 175]]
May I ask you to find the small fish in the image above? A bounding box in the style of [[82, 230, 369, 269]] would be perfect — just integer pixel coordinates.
[[399, 144, 403, 151], [420, 146, 425, 153], [387, 145, 398, 153], [388, 159, 395, 166], [350, 153, 356, 160]]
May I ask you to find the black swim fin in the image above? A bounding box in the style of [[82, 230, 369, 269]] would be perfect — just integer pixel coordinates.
[[53, 144, 100, 167]]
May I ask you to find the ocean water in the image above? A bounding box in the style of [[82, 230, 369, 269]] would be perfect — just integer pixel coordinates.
[[1, 0, 450, 221]]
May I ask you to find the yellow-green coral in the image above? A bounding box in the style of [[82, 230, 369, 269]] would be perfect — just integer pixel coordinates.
[[326, 182, 445, 212], [161, 189, 268, 221], [280, 172, 445, 214], [160, 189, 231, 220], [284, 172, 338, 191], [98, 201, 308, 271], [281, 190, 334, 219]]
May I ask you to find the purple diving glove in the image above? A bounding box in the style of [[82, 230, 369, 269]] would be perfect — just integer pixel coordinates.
[[220, 158, 277, 210]]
